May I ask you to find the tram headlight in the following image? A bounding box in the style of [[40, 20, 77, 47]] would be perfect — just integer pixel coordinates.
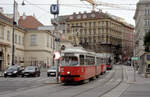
[[67, 71, 70, 75]]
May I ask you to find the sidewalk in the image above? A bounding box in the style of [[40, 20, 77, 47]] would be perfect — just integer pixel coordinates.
[[120, 66, 150, 97]]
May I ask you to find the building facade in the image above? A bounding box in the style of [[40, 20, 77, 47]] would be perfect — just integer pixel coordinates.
[[0, 12, 25, 71], [134, 0, 150, 57], [58, 11, 134, 62], [0, 11, 55, 71], [134, 0, 150, 72]]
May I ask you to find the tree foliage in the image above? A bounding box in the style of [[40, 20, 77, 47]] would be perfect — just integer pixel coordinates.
[[144, 31, 150, 52]]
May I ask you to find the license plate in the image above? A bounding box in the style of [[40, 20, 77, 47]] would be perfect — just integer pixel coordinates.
[[50, 73, 56, 75], [8, 73, 12, 75], [25, 73, 29, 75]]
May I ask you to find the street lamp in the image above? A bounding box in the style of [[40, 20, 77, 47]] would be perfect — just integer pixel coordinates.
[[12, 0, 25, 66]]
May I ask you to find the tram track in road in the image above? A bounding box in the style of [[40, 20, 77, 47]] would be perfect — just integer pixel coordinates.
[[69, 65, 123, 97], [98, 65, 124, 97], [35, 68, 116, 97], [0, 66, 123, 97]]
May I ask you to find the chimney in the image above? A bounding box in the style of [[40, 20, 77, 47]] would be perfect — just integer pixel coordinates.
[[22, 12, 26, 20], [91, 10, 95, 13], [73, 12, 76, 15], [33, 13, 36, 18], [0, 7, 4, 13], [99, 9, 102, 13]]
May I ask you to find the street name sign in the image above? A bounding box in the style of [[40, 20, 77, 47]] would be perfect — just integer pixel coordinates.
[[131, 57, 138, 61]]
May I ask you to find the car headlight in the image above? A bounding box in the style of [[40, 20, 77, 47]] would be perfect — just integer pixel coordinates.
[[13, 71, 17, 73], [67, 71, 70, 75], [4, 71, 7, 74]]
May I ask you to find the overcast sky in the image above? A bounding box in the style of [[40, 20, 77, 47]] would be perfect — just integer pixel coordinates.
[[1, 0, 139, 25]]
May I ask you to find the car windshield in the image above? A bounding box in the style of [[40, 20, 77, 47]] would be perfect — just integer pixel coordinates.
[[48, 66, 56, 70], [25, 66, 35, 70], [7, 66, 18, 71], [61, 56, 78, 66]]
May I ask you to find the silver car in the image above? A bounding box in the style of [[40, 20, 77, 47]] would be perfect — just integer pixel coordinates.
[[47, 66, 57, 77]]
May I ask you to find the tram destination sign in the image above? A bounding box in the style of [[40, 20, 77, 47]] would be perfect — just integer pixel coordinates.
[[131, 57, 138, 61], [65, 53, 74, 56]]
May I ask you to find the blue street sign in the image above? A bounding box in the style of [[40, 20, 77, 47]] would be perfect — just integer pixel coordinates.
[[50, 4, 59, 15]]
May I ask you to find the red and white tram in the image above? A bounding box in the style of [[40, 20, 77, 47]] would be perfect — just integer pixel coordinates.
[[59, 47, 107, 83]]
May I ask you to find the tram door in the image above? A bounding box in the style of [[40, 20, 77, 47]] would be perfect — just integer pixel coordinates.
[[0, 52, 2, 71]]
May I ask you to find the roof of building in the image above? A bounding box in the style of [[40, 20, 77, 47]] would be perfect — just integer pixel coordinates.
[[66, 10, 108, 22], [18, 16, 43, 29], [0, 12, 12, 24]]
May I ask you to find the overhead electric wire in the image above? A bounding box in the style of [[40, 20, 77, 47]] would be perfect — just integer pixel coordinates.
[[22, 0, 50, 13], [0, 3, 137, 6], [0, 2, 136, 11]]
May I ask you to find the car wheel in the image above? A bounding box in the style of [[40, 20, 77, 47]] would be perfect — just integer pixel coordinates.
[[4, 75, 7, 78]]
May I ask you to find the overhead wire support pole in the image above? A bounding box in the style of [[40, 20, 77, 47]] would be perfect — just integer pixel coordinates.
[[12, 0, 16, 66], [56, 0, 59, 84], [50, 0, 60, 84]]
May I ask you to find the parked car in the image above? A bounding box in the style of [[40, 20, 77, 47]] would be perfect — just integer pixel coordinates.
[[21, 66, 40, 77], [47, 66, 57, 77], [4, 65, 22, 77]]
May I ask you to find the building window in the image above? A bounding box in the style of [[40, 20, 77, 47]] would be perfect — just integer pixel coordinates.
[[83, 14, 87, 19], [145, 9, 150, 15], [19, 36, 21, 45], [7, 31, 10, 41], [0, 25, 4, 39], [89, 22, 91, 27], [51, 37, 52, 48], [31, 34, 37, 46], [15, 34, 17, 44], [47, 35, 50, 47], [22, 37, 24, 45], [145, 19, 150, 26]]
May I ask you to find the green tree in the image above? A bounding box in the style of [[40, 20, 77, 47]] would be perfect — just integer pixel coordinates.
[[144, 31, 150, 52]]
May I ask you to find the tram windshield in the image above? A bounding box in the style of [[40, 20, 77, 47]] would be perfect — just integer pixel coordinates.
[[61, 56, 78, 66]]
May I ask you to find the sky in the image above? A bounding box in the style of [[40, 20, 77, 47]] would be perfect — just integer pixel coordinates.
[[0, 0, 139, 25]]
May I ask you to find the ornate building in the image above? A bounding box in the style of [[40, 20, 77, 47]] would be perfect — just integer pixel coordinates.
[[62, 11, 134, 62], [134, 0, 150, 57], [134, 0, 150, 72]]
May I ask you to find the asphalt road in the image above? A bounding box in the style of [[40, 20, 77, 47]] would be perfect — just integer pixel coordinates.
[[0, 65, 124, 97], [0, 70, 57, 95]]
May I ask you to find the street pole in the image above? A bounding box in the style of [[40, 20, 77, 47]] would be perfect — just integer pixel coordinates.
[[12, 0, 16, 66], [133, 32, 136, 82], [50, 0, 60, 83], [56, 0, 59, 83]]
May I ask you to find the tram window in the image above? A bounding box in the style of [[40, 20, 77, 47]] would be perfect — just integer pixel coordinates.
[[61, 56, 78, 66], [79, 55, 84, 65], [86, 56, 95, 65], [147, 55, 150, 61]]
